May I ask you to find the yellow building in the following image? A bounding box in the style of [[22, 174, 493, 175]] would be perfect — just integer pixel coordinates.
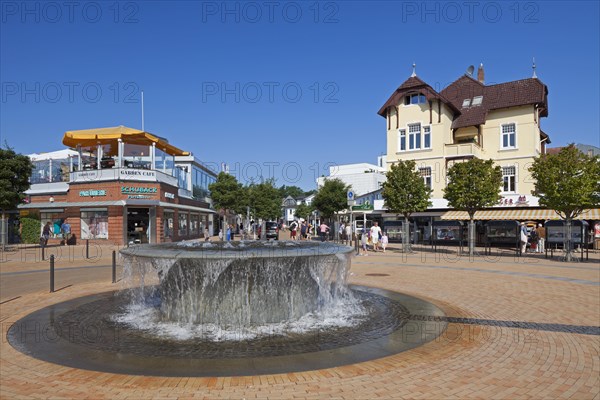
[[378, 64, 551, 216]]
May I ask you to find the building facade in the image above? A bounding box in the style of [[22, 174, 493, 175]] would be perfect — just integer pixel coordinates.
[[316, 162, 386, 197], [379, 64, 550, 212], [19, 126, 217, 245]]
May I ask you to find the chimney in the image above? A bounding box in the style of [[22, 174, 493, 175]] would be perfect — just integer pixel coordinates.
[[477, 63, 485, 83]]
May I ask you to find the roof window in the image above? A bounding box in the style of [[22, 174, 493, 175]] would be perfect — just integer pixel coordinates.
[[462, 99, 471, 107], [472, 96, 483, 106]]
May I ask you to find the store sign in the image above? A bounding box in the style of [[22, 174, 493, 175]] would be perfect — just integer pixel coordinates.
[[79, 189, 107, 197], [121, 186, 157, 194], [119, 169, 156, 181], [165, 192, 175, 199], [497, 195, 529, 207], [352, 201, 373, 211]]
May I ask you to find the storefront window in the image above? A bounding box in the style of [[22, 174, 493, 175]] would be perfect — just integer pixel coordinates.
[[81, 210, 109, 239], [178, 212, 188, 236], [41, 211, 64, 238], [190, 214, 199, 235], [164, 210, 174, 238]]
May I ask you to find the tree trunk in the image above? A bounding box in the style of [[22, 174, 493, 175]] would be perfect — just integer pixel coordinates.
[[565, 217, 573, 262], [468, 215, 475, 257], [403, 215, 411, 253]]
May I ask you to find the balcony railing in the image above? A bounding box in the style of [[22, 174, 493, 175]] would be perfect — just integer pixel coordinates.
[[445, 142, 485, 158], [70, 167, 177, 187]]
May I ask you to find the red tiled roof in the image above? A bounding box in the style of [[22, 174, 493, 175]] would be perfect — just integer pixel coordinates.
[[441, 75, 549, 129], [546, 147, 563, 155], [377, 76, 460, 116]]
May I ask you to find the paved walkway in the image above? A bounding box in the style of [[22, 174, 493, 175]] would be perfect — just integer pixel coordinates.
[[1, 241, 599, 399]]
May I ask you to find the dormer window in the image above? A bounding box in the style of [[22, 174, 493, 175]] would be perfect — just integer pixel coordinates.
[[405, 93, 426, 105], [471, 96, 483, 106], [462, 99, 471, 107]]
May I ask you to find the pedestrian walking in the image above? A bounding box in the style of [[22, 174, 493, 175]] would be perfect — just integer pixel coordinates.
[[290, 220, 298, 240], [536, 223, 546, 253], [345, 223, 352, 245], [381, 231, 389, 253], [519, 223, 528, 255], [300, 221, 307, 240], [319, 221, 330, 242], [41, 222, 51, 247], [360, 229, 368, 256], [370, 222, 382, 252]]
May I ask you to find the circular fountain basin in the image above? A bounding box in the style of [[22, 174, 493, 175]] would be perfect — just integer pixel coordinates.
[[119, 241, 355, 327], [8, 241, 448, 376]]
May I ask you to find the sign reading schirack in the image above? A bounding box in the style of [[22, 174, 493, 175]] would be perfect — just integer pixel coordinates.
[[79, 189, 107, 197], [121, 186, 158, 194]]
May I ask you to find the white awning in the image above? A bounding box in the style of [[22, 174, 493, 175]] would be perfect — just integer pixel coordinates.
[[440, 208, 600, 221]]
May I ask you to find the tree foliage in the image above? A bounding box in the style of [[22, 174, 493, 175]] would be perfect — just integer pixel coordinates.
[[444, 158, 502, 256], [529, 144, 600, 219], [382, 160, 432, 218], [208, 172, 244, 214], [247, 178, 281, 221], [312, 178, 349, 218], [0, 145, 33, 212], [381, 160, 432, 252], [443, 158, 502, 218], [278, 185, 305, 200], [294, 202, 315, 220]]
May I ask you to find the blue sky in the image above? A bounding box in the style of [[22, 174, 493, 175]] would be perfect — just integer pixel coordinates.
[[1, 0, 599, 191]]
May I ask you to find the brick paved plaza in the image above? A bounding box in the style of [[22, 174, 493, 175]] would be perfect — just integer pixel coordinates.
[[1, 237, 599, 399]]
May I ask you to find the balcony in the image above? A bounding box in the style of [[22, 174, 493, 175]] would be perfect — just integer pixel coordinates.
[[445, 142, 485, 159]]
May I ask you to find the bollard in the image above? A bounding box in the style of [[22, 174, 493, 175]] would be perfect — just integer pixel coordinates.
[[86, 239, 89, 259], [41, 245, 45, 261], [49, 255, 55, 293], [112, 250, 116, 283]]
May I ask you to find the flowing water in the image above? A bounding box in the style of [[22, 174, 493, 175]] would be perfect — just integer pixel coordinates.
[[116, 240, 365, 341]]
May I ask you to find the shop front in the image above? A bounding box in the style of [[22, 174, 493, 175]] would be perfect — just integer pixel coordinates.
[[20, 174, 214, 245], [19, 126, 217, 245]]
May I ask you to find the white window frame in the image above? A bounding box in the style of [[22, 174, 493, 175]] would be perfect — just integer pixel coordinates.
[[500, 123, 517, 149], [398, 123, 431, 152], [502, 165, 517, 193], [419, 166, 432, 189], [408, 123, 421, 150], [398, 129, 406, 152], [423, 126, 431, 149]]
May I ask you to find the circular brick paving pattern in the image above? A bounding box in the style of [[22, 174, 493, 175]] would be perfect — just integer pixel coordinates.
[[7, 286, 446, 376]]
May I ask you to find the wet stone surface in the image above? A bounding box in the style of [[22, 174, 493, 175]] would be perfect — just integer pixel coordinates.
[[51, 289, 410, 359]]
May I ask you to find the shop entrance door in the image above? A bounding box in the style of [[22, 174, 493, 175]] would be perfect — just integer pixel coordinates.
[[127, 208, 150, 244]]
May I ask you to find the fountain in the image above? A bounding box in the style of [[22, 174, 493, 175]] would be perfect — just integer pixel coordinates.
[[117, 240, 361, 339], [7, 240, 447, 376]]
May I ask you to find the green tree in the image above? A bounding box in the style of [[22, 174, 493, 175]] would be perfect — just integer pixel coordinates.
[[208, 172, 244, 230], [313, 178, 349, 219], [529, 144, 600, 261], [278, 185, 305, 200], [443, 158, 502, 256], [294, 202, 315, 221], [247, 179, 281, 221], [382, 160, 432, 252], [0, 145, 33, 247]]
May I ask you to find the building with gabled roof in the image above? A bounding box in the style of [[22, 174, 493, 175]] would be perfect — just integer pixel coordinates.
[[379, 63, 553, 221]]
